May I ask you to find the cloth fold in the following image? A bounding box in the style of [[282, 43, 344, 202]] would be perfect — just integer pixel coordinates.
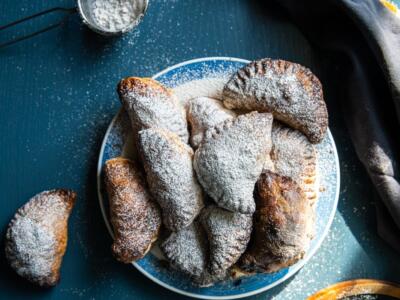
[[274, 0, 400, 251]]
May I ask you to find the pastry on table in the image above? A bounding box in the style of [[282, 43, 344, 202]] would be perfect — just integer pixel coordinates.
[[138, 127, 204, 231], [200, 205, 252, 276], [104, 157, 162, 263], [223, 58, 328, 144], [194, 112, 273, 214], [270, 122, 318, 204], [238, 171, 313, 273], [5, 189, 77, 287], [117, 77, 189, 143], [187, 96, 236, 149], [160, 221, 208, 281]]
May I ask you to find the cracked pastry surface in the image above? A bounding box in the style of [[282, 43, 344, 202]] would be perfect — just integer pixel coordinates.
[[223, 58, 328, 143], [193, 112, 273, 214], [138, 128, 204, 231], [238, 171, 313, 273], [104, 157, 162, 263], [5, 189, 76, 287], [187, 96, 236, 149], [270, 122, 318, 204], [117, 77, 189, 143], [200, 205, 252, 276]]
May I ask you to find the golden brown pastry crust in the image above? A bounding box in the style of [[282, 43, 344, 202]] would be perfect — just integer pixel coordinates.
[[270, 122, 318, 204], [223, 58, 328, 144], [104, 157, 161, 263], [117, 77, 189, 144], [118, 77, 173, 97], [5, 189, 76, 287], [238, 171, 313, 273]]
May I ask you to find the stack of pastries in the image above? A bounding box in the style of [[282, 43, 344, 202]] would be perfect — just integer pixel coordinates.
[[104, 58, 328, 286]]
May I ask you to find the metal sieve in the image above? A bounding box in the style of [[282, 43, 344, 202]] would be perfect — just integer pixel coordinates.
[[77, 0, 148, 36], [0, 0, 149, 48]]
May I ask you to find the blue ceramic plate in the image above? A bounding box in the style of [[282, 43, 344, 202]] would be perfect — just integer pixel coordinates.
[[97, 57, 340, 299]]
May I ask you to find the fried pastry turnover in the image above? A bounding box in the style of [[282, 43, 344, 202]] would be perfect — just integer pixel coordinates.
[[200, 206, 252, 276], [270, 122, 318, 204], [104, 157, 161, 263], [161, 221, 208, 280], [194, 112, 273, 214], [5, 189, 76, 287], [187, 96, 236, 149], [117, 77, 189, 143], [138, 128, 204, 231], [239, 171, 313, 273], [223, 58, 328, 143]]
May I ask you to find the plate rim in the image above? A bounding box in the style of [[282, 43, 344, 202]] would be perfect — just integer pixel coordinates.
[[96, 56, 341, 300]]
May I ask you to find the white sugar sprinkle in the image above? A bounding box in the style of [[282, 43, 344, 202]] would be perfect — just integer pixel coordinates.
[[90, 0, 146, 32], [8, 217, 56, 279], [173, 77, 229, 103]]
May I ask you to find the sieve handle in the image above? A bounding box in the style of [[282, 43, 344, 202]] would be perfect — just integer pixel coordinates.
[[0, 6, 77, 49]]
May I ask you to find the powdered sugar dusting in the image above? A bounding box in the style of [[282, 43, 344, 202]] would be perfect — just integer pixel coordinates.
[[90, 0, 147, 33], [200, 206, 252, 276], [161, 222, 208, 278], [187, 97, 236, 148], [138, 128, 204, 231], [194, 112, 273, 214], [104, 158, 161, 263], [118, 77, 189, 143], [5, 190, 76, 286], [174, 77, 229, 103], [98, 59, 340, 296], [223, 59, 328, 143], [7, 217, 56, 279], [270, 122, 319, 204]]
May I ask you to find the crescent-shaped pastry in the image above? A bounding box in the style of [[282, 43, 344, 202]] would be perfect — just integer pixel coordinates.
[[187, 96, 236, 149], [5, 189, 77, 287], [138, 128, 204, 231], [193, 112, 273, 214], [200, 206, 252, 276], [117, 77, 189, 143], [104, 157, 162, 263], [239, 171, 313, 273], [270, 122, 318, 204], [160, 221, 208, 280], [223, 58, 328, 143], [160, 220, 227, 287]]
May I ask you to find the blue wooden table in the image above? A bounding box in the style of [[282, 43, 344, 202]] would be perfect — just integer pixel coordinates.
[[1, 1, 400, 299]]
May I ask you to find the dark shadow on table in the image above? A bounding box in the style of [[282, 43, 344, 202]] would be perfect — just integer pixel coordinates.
[[247, 0, 400, 288], [317, 55, 400, 282], [246, 0, 319, 68], [247, 0, 290, 21]]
